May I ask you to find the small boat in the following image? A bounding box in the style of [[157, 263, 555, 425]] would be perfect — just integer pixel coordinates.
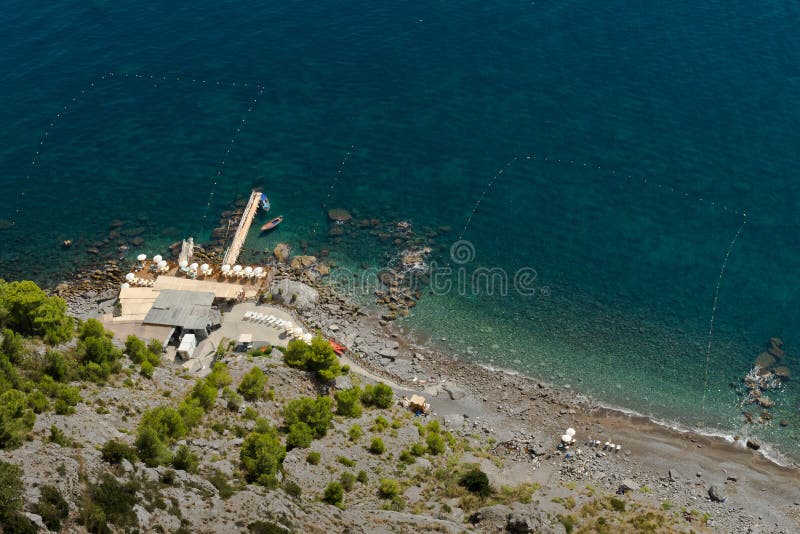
[[260, 193, 271, 211], [260, 215, 283, 232], [328, 340, 347, 356]]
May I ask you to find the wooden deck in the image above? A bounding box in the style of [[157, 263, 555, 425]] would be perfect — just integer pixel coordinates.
[[222, 190, 261, 267]]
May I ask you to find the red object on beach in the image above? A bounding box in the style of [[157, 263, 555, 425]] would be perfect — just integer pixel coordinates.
[[329, 340, 347, 355], [261, 215, 283, 232]]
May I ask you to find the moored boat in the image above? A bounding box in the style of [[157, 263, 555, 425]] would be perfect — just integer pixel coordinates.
[[260, 215, 283, 232], [260, 193, 270, 211]]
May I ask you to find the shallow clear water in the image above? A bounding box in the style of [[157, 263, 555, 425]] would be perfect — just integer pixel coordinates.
[[0, 1, 798, 459]]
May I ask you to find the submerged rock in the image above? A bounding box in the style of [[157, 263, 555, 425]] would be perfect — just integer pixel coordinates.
[[754, 352, 776, 369], [328, 208, 352, 222], [273, 243, 290, 262]]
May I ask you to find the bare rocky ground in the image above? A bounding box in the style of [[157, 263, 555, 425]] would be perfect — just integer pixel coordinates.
[[4, 276, 796, 533]]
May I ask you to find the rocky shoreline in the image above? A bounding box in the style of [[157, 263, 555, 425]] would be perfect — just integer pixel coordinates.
[[52, 222, 800, 532]]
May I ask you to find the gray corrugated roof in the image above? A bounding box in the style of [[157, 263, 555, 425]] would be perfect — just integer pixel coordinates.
[[144, 290, 217, 330]]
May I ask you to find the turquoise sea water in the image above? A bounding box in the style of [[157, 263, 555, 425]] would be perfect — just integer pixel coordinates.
[[1, 1, 799, 460]]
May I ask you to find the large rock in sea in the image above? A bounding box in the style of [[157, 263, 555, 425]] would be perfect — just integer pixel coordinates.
[[290, 255, 317, 270], [774, 366, 791, 380], [754, 352, 776, 369], [273, 243, 290, 262]]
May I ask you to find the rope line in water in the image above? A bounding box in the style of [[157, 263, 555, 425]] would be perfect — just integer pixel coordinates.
[[10, 71, 264, 228], [701, 214, 747, 420], [459, 156, 517, 240], [311, 145, 357, 236]]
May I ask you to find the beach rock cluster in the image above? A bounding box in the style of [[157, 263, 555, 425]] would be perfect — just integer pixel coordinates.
[[741, 337, 791, 424]]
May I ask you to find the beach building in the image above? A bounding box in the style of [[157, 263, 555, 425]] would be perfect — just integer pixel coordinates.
[[143, 289, 221, 342]]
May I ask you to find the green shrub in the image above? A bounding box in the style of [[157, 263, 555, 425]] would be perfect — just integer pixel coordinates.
[[356, 470, 368, 484], [371, 415, 389, 433], [335, 387, 362, 418], [426, 432, 445, 455], [322, 481, 344, 506], [459, 467, 491, 497], [283, 396, 333, 438], [283, 339, 308, 368], [223, 387, 243, 412], [410, 442, 426, 456], [0, 280, 73, 344], [33, 485, 69, 531], [43, 351, 69, 382], [399, 450, 415, 464], [48, 425, 73, 447], [207, 362, 232, 389], [248, 520, 290, 534], [306, 451, 321, 465], [368, 437, 385, 455], [286, 422, 314, 449], [147, 339, 164, 355], [83, 473, 139, 531], [284, 480, 302, 498], [160, 469, 176, 485], [238, 367, 268, 401], [101, 439, 137, 465], [207, 470, 235, 499], [125, 335, 148, 364], [340, 471, 356, 492], [140, 359, 154, 378], [1, 328, 24, 364], [348, 424, 363, 442], [190, 380, 218, 410], [243, 406, 259, 420], [26, 390, 49, 414], [178, 398, 205, 428], [0, 459, 24, 520], [378, 478, 400, 498], [361, 383, 394, 408], [240, 424, 286, 488], [336, 456, 356, 467], [172, 444, 199, 473]]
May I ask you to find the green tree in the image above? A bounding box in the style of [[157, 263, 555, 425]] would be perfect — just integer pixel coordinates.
[[305, 337, 340, 381], [207, 362, 232, 388], [134, 426, 171, 467], [240, 424, 286, 488], [178, 398, 204, 428], [32, 297, 74, 344], [26, 390, 49, 414], [238, 367, 268, 401], [78, 318, 106, 341], [124, 335, 148, 364], [282, 339, 308, 368], [101, 439, 137, 465], [85, 473, 139, 532], [283, 396, 333, 438], [0, 328, 24, 364], [139, 406, 187, 443], [0, 280, 47, 334], [335, 387, 362, 418], [43, 350, 69, 382], [426, 432, 445, 455], [322, 481, 343, 506], [0, 389, 36, 448], [286, 422, 314, 449], [459, 467, 491, 497]]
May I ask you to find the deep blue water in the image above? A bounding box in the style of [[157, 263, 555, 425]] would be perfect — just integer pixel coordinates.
[[1, 1, 799, 459]]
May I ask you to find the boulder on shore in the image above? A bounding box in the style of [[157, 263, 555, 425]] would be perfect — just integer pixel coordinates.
[[708, 485, 727, 503]]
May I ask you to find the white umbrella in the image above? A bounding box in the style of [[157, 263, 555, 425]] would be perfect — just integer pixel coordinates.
[[121, 282, 130, 289], [561, 434, 573, 443], [179, 260, 188, 269], [566, 428, 576, 437], [153, 254, 163, 263], [189, 262, 198, 271], [137, 253, 147, 262], [158, 260, 167, 268], [125, 273, 135, 282], [302, 333, 313, 343], [233, 265, 243, 273], [221, 264, 231, 272], [200, 263, 209, 272], [254, 266, 263, 274], [244, 266, 253, 275]]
